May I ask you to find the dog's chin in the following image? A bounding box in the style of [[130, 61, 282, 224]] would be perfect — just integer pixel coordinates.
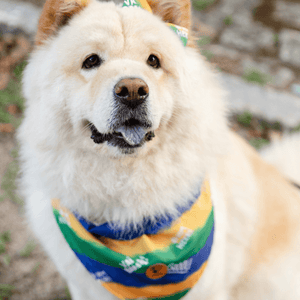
[[88, 122, 155, 155]]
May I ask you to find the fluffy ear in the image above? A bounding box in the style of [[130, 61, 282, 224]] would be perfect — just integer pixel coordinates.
[[147, 0, 191, 32], [36, 0, 90, 45]]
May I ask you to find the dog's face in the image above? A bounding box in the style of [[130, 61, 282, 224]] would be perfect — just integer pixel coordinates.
[[59, 4, 186, 155], [23, 0, 226, 162], [25, 0, 196, 156]]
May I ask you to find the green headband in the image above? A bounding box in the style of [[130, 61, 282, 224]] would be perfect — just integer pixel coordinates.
[[122, 0, 188, 46]]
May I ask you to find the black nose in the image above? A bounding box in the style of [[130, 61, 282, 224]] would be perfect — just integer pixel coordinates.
[[114, 78, 149, 108]]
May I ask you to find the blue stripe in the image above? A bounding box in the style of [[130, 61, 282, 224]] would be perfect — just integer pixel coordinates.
[[74, 185, 202, 240], [74, 225, 214, 288]]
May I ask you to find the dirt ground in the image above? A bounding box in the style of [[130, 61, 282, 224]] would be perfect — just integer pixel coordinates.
[[0, 133, 68, 300]]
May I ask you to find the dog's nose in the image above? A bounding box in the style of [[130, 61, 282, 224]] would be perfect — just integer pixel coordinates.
[[114, 78, 149, 108]]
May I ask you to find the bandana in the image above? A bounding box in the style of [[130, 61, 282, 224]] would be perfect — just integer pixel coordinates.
[[122, 0, 188, 46], [52, 180, 214, 300]]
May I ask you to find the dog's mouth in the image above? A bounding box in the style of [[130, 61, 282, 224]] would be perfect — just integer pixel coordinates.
[[89, 119, 155, 149]]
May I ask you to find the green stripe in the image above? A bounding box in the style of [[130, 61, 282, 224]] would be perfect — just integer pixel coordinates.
[[53, 210, 125, 268], [122, 0, 143, 8], [53, 208, 214, 273], [168, 25, 188, 47]]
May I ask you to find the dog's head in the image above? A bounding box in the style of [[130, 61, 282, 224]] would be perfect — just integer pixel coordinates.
[[23, 0, 225, 158]]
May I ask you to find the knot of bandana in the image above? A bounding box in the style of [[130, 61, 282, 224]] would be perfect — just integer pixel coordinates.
[[122, 0, 188, 46]]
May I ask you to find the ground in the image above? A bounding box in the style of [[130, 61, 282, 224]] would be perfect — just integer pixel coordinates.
[[0, 134, 69, 300]]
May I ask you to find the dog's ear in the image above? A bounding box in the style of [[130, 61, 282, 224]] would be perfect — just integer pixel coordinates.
[[147, 0, 191, 32], [36, 0, 90, 45]]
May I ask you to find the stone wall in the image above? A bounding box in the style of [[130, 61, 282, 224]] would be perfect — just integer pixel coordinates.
[[193, 0, 300, 97]]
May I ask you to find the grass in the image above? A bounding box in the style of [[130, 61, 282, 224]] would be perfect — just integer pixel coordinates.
[[19, 240, 36, 257], [200, 49, 214, 61], [0, 61, 27, 205], [192, 0, 216, 11], [198, 36, 211, 47], [0, 148, 23, 205], [234, 111, 284, 150], [0, 231, 11, 255], [273, 33, 279, 47], [249, 137, 270, 149], [2, 254, 11, 266], [31, 262, 41, 274], [291, 123, 300, 133], [0, 284, 15, 300], [52, 286, 72, 300], [0, 61, 26, 127], [242, 69, 271, 86], [237, 111, 252, 127], [223, 15, 233, 26], [0, 231, 11, 244]]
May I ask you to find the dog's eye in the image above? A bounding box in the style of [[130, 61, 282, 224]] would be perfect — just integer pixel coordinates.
[[82, 54, 102, 70], [147, 54, 160, 69]]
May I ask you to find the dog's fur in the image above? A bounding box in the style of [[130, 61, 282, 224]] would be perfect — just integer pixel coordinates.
[[18, 0, 300, 299]]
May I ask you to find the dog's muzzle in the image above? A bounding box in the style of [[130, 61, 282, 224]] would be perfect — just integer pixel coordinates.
[[89, 77, 155, 150], [114, 78, 149, 109]]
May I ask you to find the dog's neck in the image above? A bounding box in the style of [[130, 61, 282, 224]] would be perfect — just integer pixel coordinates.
[[64, 178, 204, 238], [44, 135, 209, 226]]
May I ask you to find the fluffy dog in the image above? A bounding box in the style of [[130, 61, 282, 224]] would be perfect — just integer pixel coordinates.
[[18, 0, 300, 299]]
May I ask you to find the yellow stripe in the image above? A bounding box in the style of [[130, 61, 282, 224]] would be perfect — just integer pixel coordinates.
[[102, 261, 208, 299], [103, 181, 212, 256], [167, 23, 189, 33], [179, 180, 211, 229], [137, 0, 152, 12], [52, 199, 102, 246]]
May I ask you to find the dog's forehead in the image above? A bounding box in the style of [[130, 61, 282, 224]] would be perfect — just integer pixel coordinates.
[[67, 2, 176, 57], [119, 6, 169, 41], [74, 2, 123, 37]]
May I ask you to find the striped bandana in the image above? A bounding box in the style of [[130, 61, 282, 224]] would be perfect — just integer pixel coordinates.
[[52, 181, 214, 300], [122, 0, 188, 46]]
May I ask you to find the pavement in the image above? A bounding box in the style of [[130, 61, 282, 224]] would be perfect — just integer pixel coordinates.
[[1, 0, 300, 127]]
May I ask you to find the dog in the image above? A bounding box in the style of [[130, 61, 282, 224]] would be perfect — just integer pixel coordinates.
[[18, 0, 300, 299]]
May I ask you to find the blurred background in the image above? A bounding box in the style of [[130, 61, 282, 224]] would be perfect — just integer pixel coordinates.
[[0, 0, 299, 299]]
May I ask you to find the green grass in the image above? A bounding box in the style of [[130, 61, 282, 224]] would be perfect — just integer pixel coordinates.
[[0, 148, 23, 205], [31, 262, 41, 274], [260, 119, 282, 131], [0, 61, 26, 127], [237, 111, 252, 127], [2, 254, 11, 266], [242, 69, 271, 86], [19, 240, 36, 257], [249, 137, 270, 150], [0, 231, 11, 255], [0, 284, 15, 300], [0, 241, 5, 255], [223, 15, 233, 26], [291, 123, 300, 133], [0, 231, 11, 244], [192, 0, 216, 11], [52, 286, 72, 300], [0, 61, 27, 205], [198, 36, 211, 47], [200, 49, 214, 61]]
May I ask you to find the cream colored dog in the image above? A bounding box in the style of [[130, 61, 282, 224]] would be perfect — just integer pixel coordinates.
[[18, 0, 300, 299]]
